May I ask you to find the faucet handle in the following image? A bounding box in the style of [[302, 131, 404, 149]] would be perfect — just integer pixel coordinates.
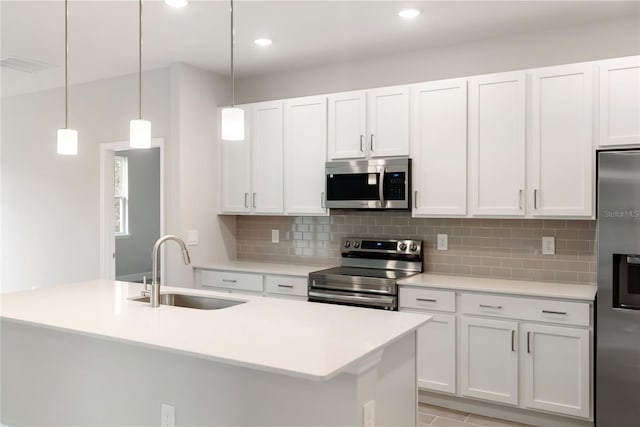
[[141, 275, 150, 296]]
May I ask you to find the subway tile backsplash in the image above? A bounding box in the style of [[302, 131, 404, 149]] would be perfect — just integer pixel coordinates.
[[236, 212, 596, 285]]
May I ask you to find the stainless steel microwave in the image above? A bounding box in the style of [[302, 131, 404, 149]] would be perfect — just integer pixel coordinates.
[[325, 158, 411, 210]]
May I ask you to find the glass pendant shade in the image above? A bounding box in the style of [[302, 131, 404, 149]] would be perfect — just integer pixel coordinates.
[[221, 107, 245, 141], [129, 119, 151, 148], [57, 128, 78, 155]]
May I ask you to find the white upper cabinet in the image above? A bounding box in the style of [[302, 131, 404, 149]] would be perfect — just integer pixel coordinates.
[[220, 105, 251, 213], [328, 86, 409, 160], [328, 91, 367, 159], [411, 78, 467, 217], [469, 72, 526, 216], [529, 63, 594, 218], [251, 101, 284, 214], [598, 56, 640, 147], [284, 96, 328, 215], [367, 86, 410, 158]]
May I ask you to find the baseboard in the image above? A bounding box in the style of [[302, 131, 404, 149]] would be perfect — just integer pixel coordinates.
[[419, 390, 593, 427], [115, 271, 153, 283]]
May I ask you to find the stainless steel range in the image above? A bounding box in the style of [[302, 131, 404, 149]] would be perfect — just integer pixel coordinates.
[[308, 237, 423, 310]]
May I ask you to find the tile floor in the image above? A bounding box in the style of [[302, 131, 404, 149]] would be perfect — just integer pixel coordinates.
[[418, 403, 535, 427]]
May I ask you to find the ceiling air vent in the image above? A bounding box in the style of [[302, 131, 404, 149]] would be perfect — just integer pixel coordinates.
[[0, 56, 56, 73]]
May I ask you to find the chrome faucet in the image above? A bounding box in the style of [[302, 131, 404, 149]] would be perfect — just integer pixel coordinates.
[[150, 235, 191, 308]]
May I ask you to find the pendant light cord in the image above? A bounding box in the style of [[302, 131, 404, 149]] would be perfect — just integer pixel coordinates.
[[230, 0, 235, 107], [139, 0, 143, 119], [64, 0, 69, 129]]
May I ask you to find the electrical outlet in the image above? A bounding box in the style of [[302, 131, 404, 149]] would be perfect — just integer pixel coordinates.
[[437, 234, 448, 251], [272, 229, 279, 244], [363, 400, 375, 427], [161, 404, 175, 427], [542, 236, 555, 255]]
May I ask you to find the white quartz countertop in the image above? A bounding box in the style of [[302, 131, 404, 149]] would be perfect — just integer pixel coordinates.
[[398, 273, 596, 301], [192, 261, 331, 277], [0, 280, 429, 381]]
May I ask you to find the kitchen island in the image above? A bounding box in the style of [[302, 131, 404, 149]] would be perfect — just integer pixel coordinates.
[[1, 280, 429, 426]]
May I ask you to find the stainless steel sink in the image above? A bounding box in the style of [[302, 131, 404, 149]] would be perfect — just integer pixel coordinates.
[[130, 293, 245, 310]]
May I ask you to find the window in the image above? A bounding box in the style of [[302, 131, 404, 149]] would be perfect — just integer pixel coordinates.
[[114, 155, 129, 236]]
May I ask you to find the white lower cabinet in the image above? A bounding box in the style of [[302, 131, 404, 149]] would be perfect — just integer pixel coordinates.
[[401, 286, 593, 421], [264, 275, 308, 301], [417, 313, 456, 394], [460, 316, 519, 405], [521, 323, 590, 418], [195, 268, 308, 300], [199, 270, 264, 295]]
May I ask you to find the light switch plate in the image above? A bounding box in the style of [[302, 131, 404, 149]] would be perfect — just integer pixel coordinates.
[[542, 236, 555, 255], [363, 400, 375, 427], [187, 230, 199, 246], [272, 229, 279, 244], [437, 234, 448, 251]]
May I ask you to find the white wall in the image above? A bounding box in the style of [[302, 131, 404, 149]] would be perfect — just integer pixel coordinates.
[[236, 17, 640, 103], [166, 63, 236, 287], [1, 69, 171, 293], [1, 63, 235, 293]]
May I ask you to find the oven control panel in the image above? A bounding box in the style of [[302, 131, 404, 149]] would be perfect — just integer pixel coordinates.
[[341, 237, 422, 255]]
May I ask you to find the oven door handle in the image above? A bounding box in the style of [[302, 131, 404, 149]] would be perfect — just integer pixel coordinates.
[[308, 291, 395, 306]]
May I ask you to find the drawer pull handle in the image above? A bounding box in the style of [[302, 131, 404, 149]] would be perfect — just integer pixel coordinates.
[[417, 298, 437, 303], [277, 284, 294, 289], [527, 331, 532, 354], [542, 310, 567, 315], [222, 279, 237, 283], [511, 330, 516, 352], [479, 304, 502, 309]]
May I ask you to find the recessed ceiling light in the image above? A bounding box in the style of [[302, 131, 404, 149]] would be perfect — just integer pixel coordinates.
[[398, 8, 420, 19], [165, 0, 188, 8], [254, 38, 273, 47]]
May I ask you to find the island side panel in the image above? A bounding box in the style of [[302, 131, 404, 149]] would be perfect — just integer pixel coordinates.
[[377, 332, 417, 427], [1, 320, 361, 426]]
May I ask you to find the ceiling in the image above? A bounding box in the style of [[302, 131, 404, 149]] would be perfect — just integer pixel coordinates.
[[1, 0, 638, 97]]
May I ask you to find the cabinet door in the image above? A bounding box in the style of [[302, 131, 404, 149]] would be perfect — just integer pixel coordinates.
[[251, 101, 284, 214], [327, 91, 367, 160], [460, 317, 518, 405], [416, 312, 456, 394], [522, 324, 590, 418], [530, 63, 594, 217], [599, 56, 640, 147], [220, 105, 251, 213], [368, 86, 410, 158], [284, 96, 328, 215], [411, 79, 467, 216], [469, 72, 526, 216]]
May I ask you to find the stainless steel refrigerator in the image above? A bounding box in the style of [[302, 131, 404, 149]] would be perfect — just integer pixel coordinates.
[[596, 149, 640, 426]]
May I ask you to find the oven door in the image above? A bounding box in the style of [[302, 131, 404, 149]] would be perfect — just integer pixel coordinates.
[[325, 158, 410, 209], [308, 288, 397, 310]]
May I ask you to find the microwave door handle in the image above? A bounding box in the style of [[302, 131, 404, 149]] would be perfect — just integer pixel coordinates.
[[379, 167, 386, 208]]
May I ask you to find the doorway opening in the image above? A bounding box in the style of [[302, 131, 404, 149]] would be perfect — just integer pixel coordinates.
[[99, 138, 165, 282]]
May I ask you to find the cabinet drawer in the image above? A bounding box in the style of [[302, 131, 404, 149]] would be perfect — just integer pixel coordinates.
[[460, 293, 590, 327], [200, 270, 263, 292], [265, 275, 308, 297], [399, 287, 456, 312]]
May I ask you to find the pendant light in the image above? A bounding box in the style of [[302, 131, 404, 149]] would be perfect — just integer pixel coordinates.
[[57, 0, 78, 155], [130, 0, 151, 148], [220, 0, 244, 141]]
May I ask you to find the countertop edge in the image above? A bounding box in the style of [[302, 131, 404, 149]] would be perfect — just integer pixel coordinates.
[[397, 274, 596, 301]]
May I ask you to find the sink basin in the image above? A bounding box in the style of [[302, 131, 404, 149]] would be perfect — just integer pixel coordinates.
[[130, 293, 245, 310]]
